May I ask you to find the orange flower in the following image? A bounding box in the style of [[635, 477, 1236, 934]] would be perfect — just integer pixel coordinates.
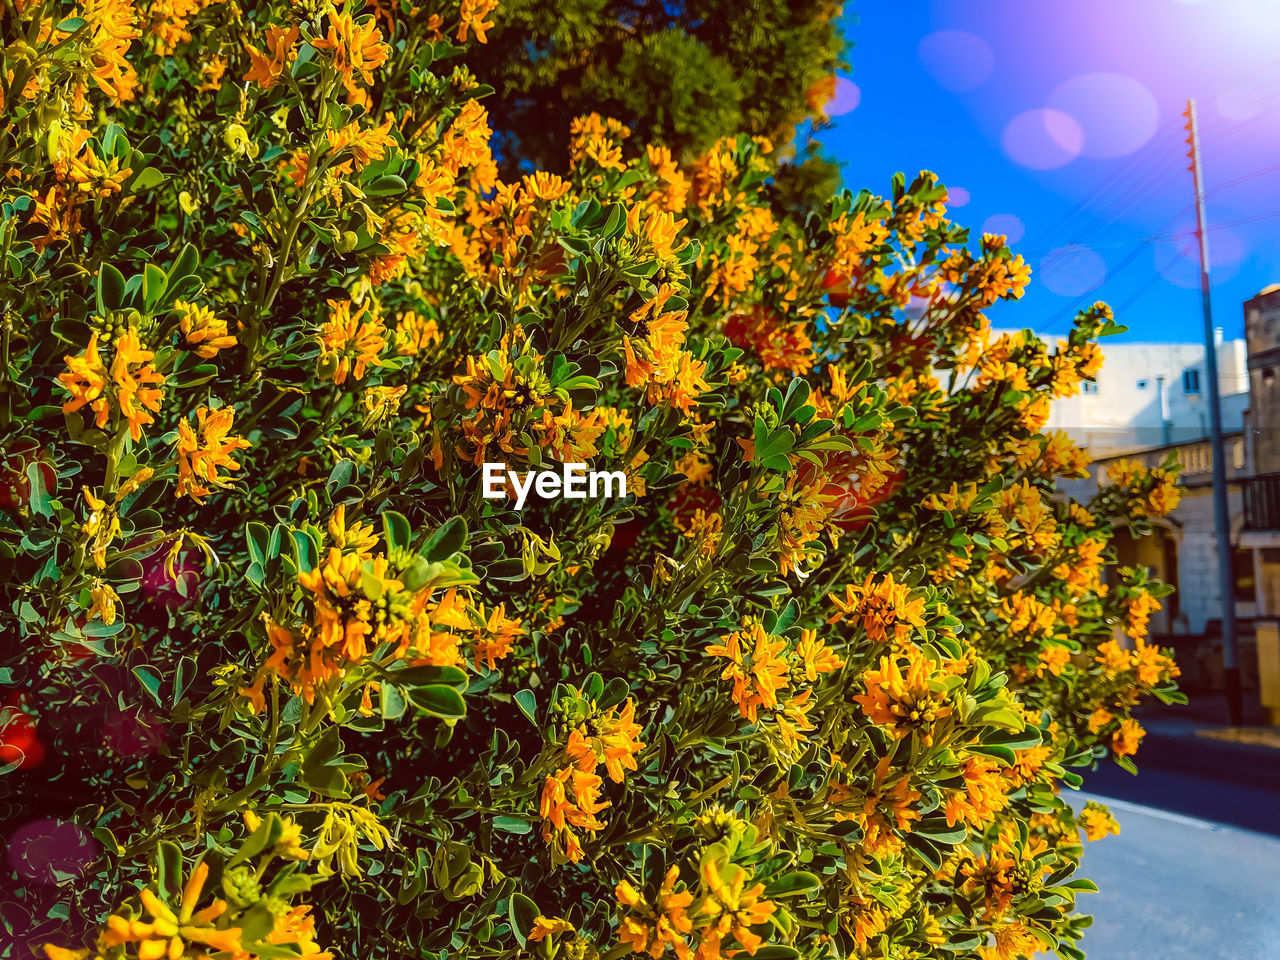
[[1112, 717, 1144, 757], [854, 646, 952, 745], [317, 298, 386, 384], [109, 328, 166, 441], [242, 24, 299, 87], [58, 334, 110, 427], [175, 405, 250, 502], [311, 8, 390, 95], [457, 0, 498, 43], [827, 572, 926, 644], [705, 622, 790, 723], [176, 300, 237, 358], [329, 116, 396, 172]]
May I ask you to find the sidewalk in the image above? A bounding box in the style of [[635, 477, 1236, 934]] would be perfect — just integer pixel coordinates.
[[1075, 697, 1280, 836], [1124, 699, 1280, 791]]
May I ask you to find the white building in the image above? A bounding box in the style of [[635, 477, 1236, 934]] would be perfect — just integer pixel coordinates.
[[1045, 333, 1249, 456], [1046, 332, 1252, 637]]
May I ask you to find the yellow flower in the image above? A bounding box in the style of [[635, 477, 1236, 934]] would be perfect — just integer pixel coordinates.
[[311, 8, 390, 96], [81, 486, 120, 569], [87, 579, 120, 625], [792, 628, 844, 682], [175, 405, 251, 502], [1077, 802, 1119, 842], [243, 24, 300, 88], [109, 327, 166, 441], [1112, 717, 1144, 757], [528, 916, 575, 942], [66, 150, 132, 197], [317, 298, 386, 384], [1036, 644, 1070, 678], [457, 0, 498, 43], [47, 861, 243, 960], [1094, 639, 1131, 679], [944, 756, 1009, 829], [627, 205, 688, 263], [176, 300, 236, 358], [705, 622, 790, 723], [58, 334, 109, 428], [1087, 707, 1114, 734], [854, 646, 952, 745], [827, 572, 926, 644], [615, 865, 694, 958], [329, 116, 397, 172]]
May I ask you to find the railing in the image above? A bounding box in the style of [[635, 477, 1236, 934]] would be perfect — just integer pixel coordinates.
[[1243, 473, 1280, 530]]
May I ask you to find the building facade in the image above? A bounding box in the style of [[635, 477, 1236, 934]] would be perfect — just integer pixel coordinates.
[[1045, 330, 1252, 638], [1059, 434, 1250, 636], [1045, 335, 1248, 457]]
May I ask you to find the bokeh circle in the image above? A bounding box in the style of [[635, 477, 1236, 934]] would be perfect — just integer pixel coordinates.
[[1040, 244, 1107, 297], [983, 214, 1026, 244], [917, 31, 995, 92], [1047, 73, 1159, 158], [1002, 109, 1084, 169]]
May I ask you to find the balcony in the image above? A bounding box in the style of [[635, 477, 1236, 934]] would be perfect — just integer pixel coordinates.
[[1243, 473, 1280, 531]]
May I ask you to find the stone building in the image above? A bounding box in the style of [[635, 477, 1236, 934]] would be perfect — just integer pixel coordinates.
[[1059, 433, 1251, 636], [1045, 336, 1248, 457]]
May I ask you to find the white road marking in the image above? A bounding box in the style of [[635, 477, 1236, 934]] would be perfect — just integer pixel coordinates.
[[1077, 792, 1219, 831]]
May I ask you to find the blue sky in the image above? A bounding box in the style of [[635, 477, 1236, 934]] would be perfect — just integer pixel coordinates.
[[816, 0, 1280, 343]]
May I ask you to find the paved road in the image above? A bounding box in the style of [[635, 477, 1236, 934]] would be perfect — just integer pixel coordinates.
[[1063, 784, 1280, 960]]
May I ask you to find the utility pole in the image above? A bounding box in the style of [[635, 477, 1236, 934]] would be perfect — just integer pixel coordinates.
[[1184, 98, 1243, 726]]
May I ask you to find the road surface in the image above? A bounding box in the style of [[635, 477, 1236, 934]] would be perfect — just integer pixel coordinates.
[[1065, 777, 1280, 959]]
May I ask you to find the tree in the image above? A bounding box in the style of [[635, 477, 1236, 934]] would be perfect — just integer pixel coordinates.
[[468, 0, 847, 173]]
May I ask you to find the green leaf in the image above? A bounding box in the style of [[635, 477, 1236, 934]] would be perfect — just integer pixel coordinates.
[[365, 174, 408, 196], [142, 263, 167, 312], [966, 743, 1016, 765], [168, 242, 200, 283], [408, 684, 466, 719], [133, 168, 168, 193], [381, 684, 407, 721], [421, 516, 466, 562], [173, 656, 196, 704], [25, 463, 52, 518], [751, 948, 799, 960], [913, 819, 967, 845], [513, 689, 537, 725], [327, 459, 355, 493], [508, 892, 538, 945], [392, 664, 468, 687], [493, 816, 532, 835], [157, 842, 184, 900], [245, 521, 270, 567], [291, 529, 320, 574], [132, 665, 163, 706], [763, 871, 820, 898], [382, 510, 411, 553], [97, 263, 127, 314]]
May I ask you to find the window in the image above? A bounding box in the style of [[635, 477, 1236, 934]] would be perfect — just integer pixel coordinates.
[[1082, 381, 1098, 394], [1183, 368, 1201, 393], [1136, 379, 1148, 390]]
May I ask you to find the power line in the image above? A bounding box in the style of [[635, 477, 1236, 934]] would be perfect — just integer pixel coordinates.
[[1039, 203, 1194, 335]]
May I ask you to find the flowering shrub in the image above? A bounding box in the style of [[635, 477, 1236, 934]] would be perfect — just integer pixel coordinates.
[[0, 3, 1184, 960]]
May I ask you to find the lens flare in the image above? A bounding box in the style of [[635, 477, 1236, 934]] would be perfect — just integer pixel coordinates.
[[1002, 108, 1084, 169], [7, 819, 98, 885], [983, 213, 1026, 243], [1048, 73, 1159, 159], [1040, 244, 1107, 296], [827, 77, 861, 116], [917, 30, 995, 92]]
